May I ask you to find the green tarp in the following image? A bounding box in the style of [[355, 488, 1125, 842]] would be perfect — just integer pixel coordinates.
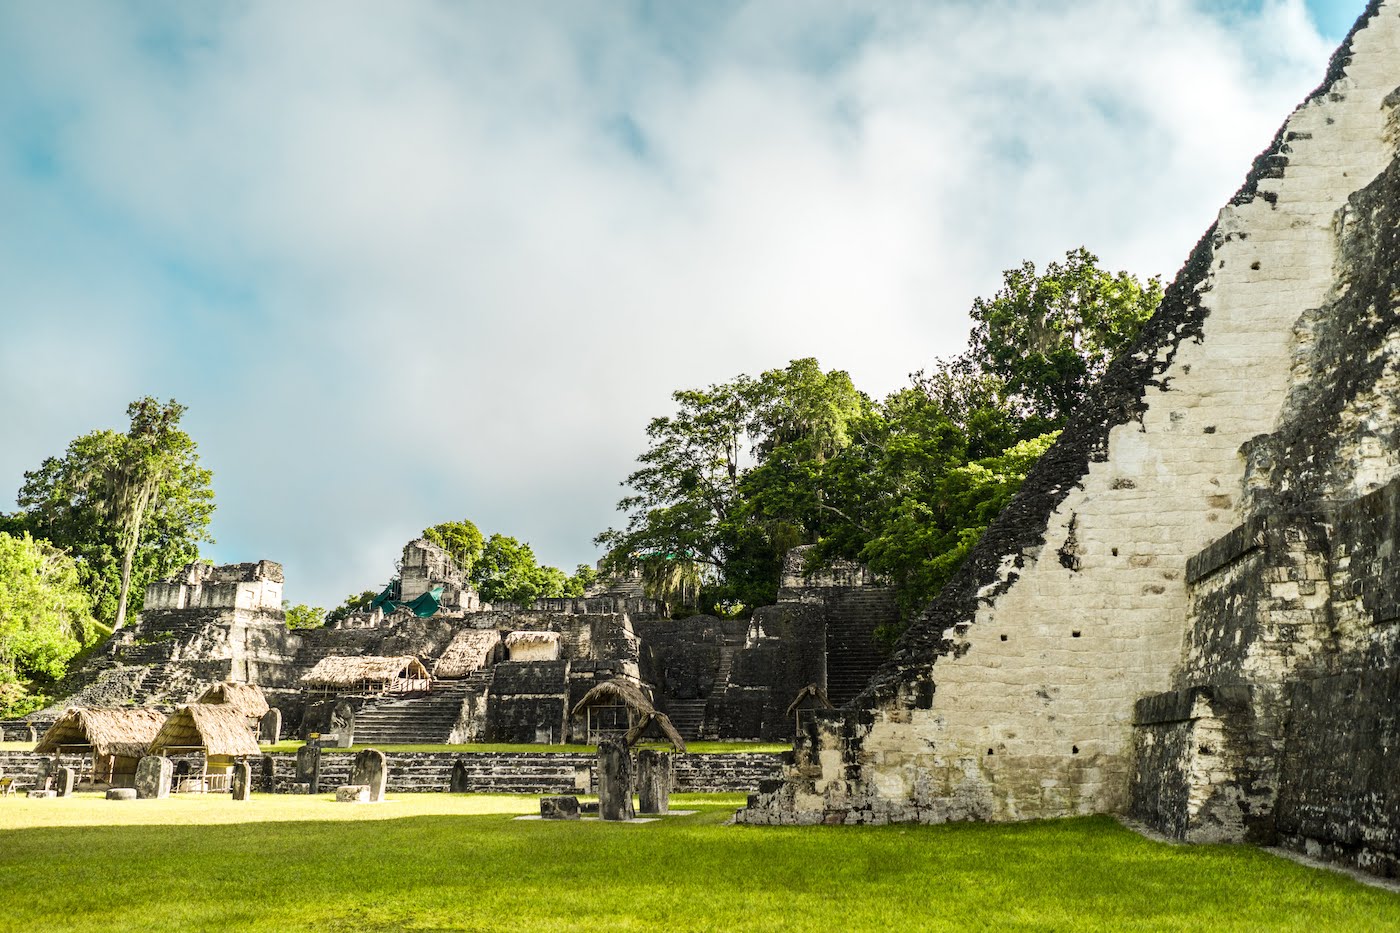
[[370, 584, 443, 618]]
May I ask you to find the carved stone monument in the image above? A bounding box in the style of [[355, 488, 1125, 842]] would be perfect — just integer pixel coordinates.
[[295, 743, 321, 794], [258, 708, 282, 745], [596, 738, 634, 821], [450, 759, 470, 794], [54, 766, 76, 798], [336, 784, 369, 803], [350, 748, 386, 803], [637, 750, 672, 815], [135, 755, 172, 800], [231, 760, 252, 801], [105, 788, 136, 801]]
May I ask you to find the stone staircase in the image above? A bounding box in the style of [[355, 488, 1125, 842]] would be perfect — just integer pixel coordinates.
[[823, 588, 896, 706], [665, 701, 708, 741], [351, 683, 471, 745]]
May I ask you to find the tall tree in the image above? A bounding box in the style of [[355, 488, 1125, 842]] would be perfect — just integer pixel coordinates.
[[423, 519, 485, 577], [10, 398, 215, 629]]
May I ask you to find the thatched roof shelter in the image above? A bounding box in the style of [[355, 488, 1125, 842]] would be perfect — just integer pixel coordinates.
[[785, 684, 834, 717], [34, 707, 167, 759], [149, 704, 261, 758], [571, 678, 686, 752], [300, 655, 431, 688], [504, 630, 560, 661], [196, 682, 269, 721], [433, 630, 501, 678]]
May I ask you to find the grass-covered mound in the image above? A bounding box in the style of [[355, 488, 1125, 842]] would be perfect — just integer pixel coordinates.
[[1, 793, 1396, 932]]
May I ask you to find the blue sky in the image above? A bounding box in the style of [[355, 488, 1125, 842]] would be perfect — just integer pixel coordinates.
[[0, 1, 1369, 607]]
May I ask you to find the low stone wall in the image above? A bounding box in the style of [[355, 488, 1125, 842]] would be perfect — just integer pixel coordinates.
[[0, 749, 782, 795]]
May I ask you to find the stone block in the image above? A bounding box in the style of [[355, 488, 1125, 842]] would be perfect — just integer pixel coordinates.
[[27, 789, 56, 799], [450, 759, 470, 793], [336, 784, 370, 803], [597, 737, 634, 821], [296, 743, 321, 793], [540, 795, 581, 820], [54, 766, 75, 798], [259, 708, 282, 745], [105, 788, 137, 801], [637, 750, 673, 815], [135, 755, 173, 800], [231, 760, 253, 801], [350, 748, 387, 803]]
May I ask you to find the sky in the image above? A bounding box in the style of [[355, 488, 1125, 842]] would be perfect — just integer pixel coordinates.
[[0, 0, 1369, 608]]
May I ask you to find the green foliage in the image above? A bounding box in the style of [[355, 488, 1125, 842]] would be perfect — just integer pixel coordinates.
[[325, 590, 378, 626], [562, 563, 597, 598], [283, 602, 326, 630], [0, 531, 100, 716], [599, 249, 1157, 624], [423, 519, 485, 577], [966, 246, 1163, 424], [7, 398, 215, 630]]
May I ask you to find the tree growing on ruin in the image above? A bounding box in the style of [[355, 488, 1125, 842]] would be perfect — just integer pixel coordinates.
[[964, 247, 1163, 425], [0, 532, 101, 716], [423, 519, 485, 577], [6, 398, 215, 630]]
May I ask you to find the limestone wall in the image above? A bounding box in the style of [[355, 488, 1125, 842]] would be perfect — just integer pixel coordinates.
[[742, 2, 1400, 827]]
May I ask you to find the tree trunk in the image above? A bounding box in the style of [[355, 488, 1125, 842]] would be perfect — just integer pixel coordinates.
[[111, 485, 152, 632]]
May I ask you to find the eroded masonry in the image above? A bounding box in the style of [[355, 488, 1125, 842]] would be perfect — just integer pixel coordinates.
[[739, 0, 1400, 879], [39, 542, 894, 749]]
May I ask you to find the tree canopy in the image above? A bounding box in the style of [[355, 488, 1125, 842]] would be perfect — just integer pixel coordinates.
[[598, 248, 1158, 624], [4, 397, 215, 631], [0, 532, 102, 716]]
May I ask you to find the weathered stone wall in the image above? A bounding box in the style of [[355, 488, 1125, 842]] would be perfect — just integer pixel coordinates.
[[741, 2, 1400, 835]]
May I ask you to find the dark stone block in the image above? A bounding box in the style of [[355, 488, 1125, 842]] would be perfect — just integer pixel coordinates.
[[540, 795, 581, 820]]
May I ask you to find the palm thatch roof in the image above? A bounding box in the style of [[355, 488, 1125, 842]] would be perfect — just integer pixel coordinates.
[[433, 629, 501, 678], [785, 683, 834, 717], [570, 678, 688, 752], [300, 655, 431, 687], [196, 682, 270, 721], [570, 678, 654, 717], [34, 707, 167, 759], [624, 711, 687, 753], [149, 704, 261, 757]]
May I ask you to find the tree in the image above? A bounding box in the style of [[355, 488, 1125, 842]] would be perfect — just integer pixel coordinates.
[[964, 247, 1162, 424], [10, 398, 215, 630], [0, 532, 100, 716], [423, 519, 485, 577], [284, 603, 326, 630], [326, 590, 379, 626], [471, 534, 548, 606]]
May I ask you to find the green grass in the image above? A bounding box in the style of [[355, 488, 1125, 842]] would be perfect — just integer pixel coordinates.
[[0, 793, 1396, 932], [260, 740, 789, 755]]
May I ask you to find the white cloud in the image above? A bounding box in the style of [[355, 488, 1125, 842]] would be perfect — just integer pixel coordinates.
[[0, 0, 1346, 605]]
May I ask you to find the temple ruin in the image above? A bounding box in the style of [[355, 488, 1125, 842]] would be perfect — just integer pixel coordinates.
[[739, 0, 1400, 880]]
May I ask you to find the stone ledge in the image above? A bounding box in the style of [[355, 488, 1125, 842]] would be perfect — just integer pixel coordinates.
[[1185, 518, 1268, 584]]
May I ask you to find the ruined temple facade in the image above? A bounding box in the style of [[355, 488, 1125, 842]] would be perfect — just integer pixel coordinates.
[[51, 538, 899, 749], [741, 1, 1400, 878]]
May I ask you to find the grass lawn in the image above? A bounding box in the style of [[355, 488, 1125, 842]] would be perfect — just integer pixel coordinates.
[[1, 793, 1397, 932]]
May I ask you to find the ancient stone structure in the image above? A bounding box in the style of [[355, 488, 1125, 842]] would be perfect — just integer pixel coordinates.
[[740, 1, 1400, 879], [259, 709, 282, 745], [105, 788, 136, 801], [295, 744, 321, 794], [336, 784, 369, 803], [135, 755, 171, 800], [32, 536, 899, 754], [54, 766, 74, 798], [637, 750, 672, 815], [596, 738, 634, 821], [231, 760, 252, 801], [350, 748, 387, 803]]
